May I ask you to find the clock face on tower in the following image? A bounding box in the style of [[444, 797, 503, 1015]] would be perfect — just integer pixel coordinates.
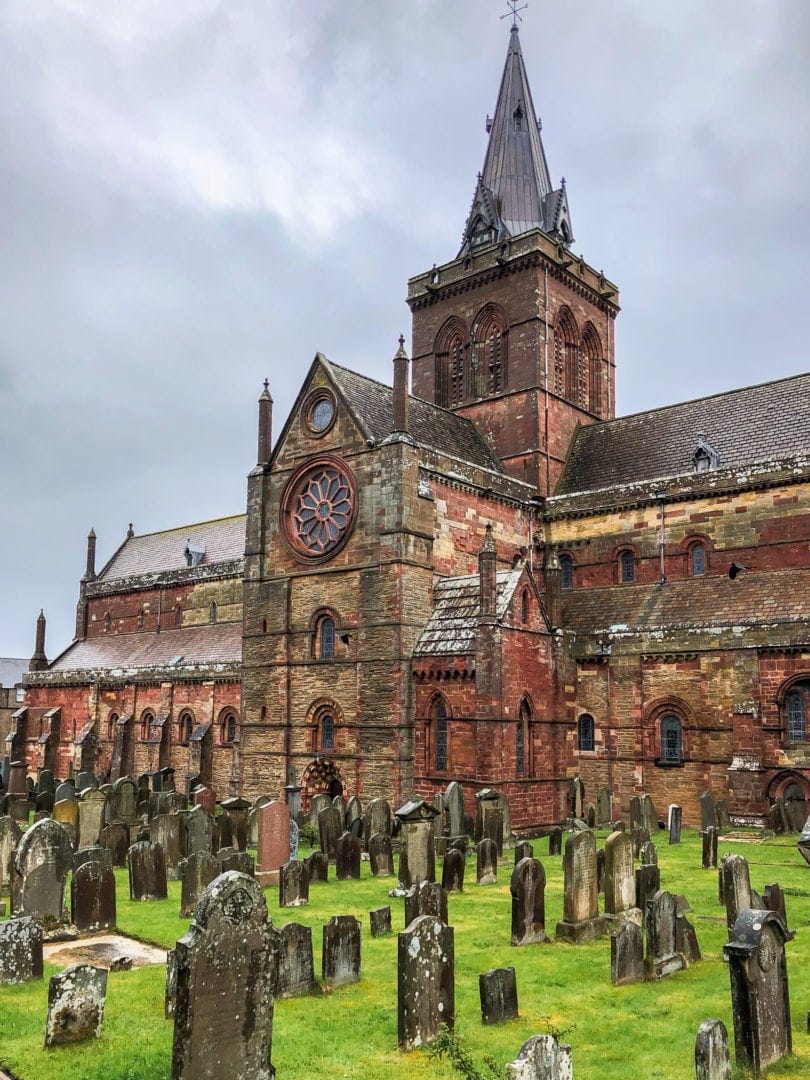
[[280, 456, 356, 561]]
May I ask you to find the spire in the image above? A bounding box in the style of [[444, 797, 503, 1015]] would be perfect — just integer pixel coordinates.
[[29, 609, 48, 672], [460, 25, 573, 254], [257, 378, 273, 466], [392, 334, 410, 433], [83, 527, 97, 582]]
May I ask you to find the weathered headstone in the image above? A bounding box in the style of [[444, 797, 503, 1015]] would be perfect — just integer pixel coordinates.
[[611, 919, 643, 985], [700, 791, 716, 832], [0, 916, 43, 984], [398, 821, 435, 889], [171, 872, 277, 1080], [570, 777, 584, 819], [631, 826, 650, 859], [363, 797, 391, 844], [256, 800, 290, 884], [702, 828, 718, 870], [479, 966, 518, 1024], [720, 854, 753, 933], [444, 781, 465, 838], [45, 963, 107, 1046], [397, 915, 454, 1050], [219, 796, 250, 851], [506, 1035, 573, 1080], [369, 905, 392, 938], [597, 786, 612, 825], [72, 845, 113, 873], [763, 882, 787, 926], [514, 841, 533, 863], [441, 847, 465, 893], [368, 832, 394, 876], [305, 850, 329, 884], [276, 922, 315, 997], [0, 816, 22, 896], [555, 831, 607, 943], [694, 1018, 732, 1080], [715, 800, 731, 830], [641, 793, 659, 832], [335, 831, 362, 881], [179, 852, 219, 919], [346, 795, 362, 831], [635, 863, 661, 919], [71, 860, 116, 932], [192, 785, 216, 816], [511, 858, 546, 945], [644, 889, 685, 979], [723, 909, 793, 1073], [128, 840, 168, 901], [322, 914, 361, 987], [110, 776, 139, 823], [629, 795, 642, 830], [279, 859, 309, 908], [604, 830, 636, 916], [639, 840, 658, 866], [481, 805, 505, 855], [12, 817, 72, 929], [217, 847, 254, 876], [477, 838, 498, 885], [309, 792, 331, 825], [151, 813, 183, 880], [99, 822, 129, 867], [668, 804, 682, 845], [798, 815, 810, 866], [247, 795, 272, 847], [404, 881, 448, 927], [77, 789, 107, 850], [53, 797, 79, 844], [676, 911, 702, 965], [318, 805, 343, 859], [76, 771, 97, 792], [180, 805, 214, 859], [548, 826, 562, 856]]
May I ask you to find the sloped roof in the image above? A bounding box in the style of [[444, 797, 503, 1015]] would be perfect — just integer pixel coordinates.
[[415, 569, 523, 656], [555, 373, 810, 497], [45, 623, 242, 675], [561, 568, 810, 635], [327, 360, 504, 474], [0, 659, 26, 688], [99, 515, 245, 582]]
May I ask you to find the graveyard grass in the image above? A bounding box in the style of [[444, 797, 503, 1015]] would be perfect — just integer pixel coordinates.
[[0, 830, 808, 1080]]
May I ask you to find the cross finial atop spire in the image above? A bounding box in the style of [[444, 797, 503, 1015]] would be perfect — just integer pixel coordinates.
[[501, 0, 528, 27]]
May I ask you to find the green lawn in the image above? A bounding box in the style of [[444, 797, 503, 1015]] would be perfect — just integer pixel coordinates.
[[0, 830, 807, 1079]]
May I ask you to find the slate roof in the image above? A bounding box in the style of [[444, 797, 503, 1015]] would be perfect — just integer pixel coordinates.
[[561, 568, 810, 635], [415, 569, 523, 656], [99, 515, 246, 582], [44, 623, 242, 676], [327, 360, 505, 474], [555, 373, 810, 497], [0, 659, 26, 688]]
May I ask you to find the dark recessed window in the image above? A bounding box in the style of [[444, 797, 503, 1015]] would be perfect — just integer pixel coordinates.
[[209, 601, 218, 624], [516, 718, 525, 777], [578, 714, 595, 752], [560, 554, 573, 590], [620, 550, 635, 583], [179, 713, 193, 743], [319, 617, 335, 660], [787, 693, 806, 742], [691, 544, 706, 576], [321, 714, 335, 751], [661, 714, 682, 762], [432, 698, 448, 772]]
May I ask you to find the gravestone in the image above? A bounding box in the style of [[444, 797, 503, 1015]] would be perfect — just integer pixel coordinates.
[[363, 797, 391, 844], [596, 848, 605, 895], [54, 779, 76, 804], [481, 806, 504, 855], [398, 821, 435, 889], [676, 911, 702, 965], [76, 771, 97, 792], [0, 916, 43, 984], [555, 831, 607, 943], [644, 890, 685, 979], [639, 840, 657, 866], [506, 1035, 573, 1080], [635, 863, 661, 919], [479, 966, 518, 1024], [720, 854, 753, 932], [7, 795, 30, 825], [77, 789, 107, 851], [276, 922, 315, 997], [309, 792, 331, 825], [477, 838, 498, 885], [604, 830, 636, 916], [35, 770, 56, 814], [702, 827, 718, 870], [289, 817, 299, 861], [404, 881, 448, 927], [510, 857, 546, 945], [151, 813, 183, 880], [171, 872, 277, 1080], [570, 777, 584, 819], [597, 786, 612, 825], [7, 762, 27, 796], [514, 841, 533, 863], [441, 847, 465, 893], [611, 919, 644, 985], [715, 800, 731, 830], [322, 914, 361, 987], [370, 905, 392, 937], [763, 882, 787, 926], [256, 801, 290, 883], [346, 795, 362, 831], [45, 963, 107, 1046], [335, 831, 362, 881], [694, 1019, 732, 1080], [100, 823, 129, 867], [368, 832, 394, 876], [798, 815, 810, 866], [279, 860, 309, 908], [668, 804, 682, 844], [641, 794, 659, 832], [247, 795, 272, 847], [219, 797, 250, 851], [217, 847, 254, 876], [181, 805, 214, 859], [700, 791, 716, 832], [305, 850, 329, 883], [179, 852, 219, 919], [12, 817, 72, 928], [0, 816, 22, 896], [723, 909, 793, 1073], [192, 785, 216, 816], [318, 805, 343, 859], [631, 827, 650, 859], [71, 860, 116, 932], [53, 797, 79, 843], [397, 915, 454, 1050], [548, 827, 562, 856], [629, 795, 642, 830], [128, 840, 168, 901], [110, 776, 139, 823], [444, 781, 465, 838]]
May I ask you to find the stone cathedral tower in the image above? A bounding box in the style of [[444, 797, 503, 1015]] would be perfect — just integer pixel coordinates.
[[408, 24, 619, 495]]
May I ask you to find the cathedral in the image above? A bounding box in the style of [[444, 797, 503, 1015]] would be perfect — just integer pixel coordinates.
[[18, 25, 810, 829]]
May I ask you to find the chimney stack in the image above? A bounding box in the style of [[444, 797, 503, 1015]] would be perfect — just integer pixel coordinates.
[[392, 335, 410, 434], [29, 609, 48, 672], [479, 525, 498, 620], [257, 379, 273, 465]]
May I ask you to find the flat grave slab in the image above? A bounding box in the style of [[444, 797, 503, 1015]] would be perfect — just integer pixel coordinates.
[[43, 933, 165, 970]]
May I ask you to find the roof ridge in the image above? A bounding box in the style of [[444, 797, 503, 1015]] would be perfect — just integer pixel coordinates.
[[125, 513, 246, 541]]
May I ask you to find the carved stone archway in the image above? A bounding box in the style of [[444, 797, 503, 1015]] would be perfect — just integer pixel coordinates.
[[301, 758, 343, 813]]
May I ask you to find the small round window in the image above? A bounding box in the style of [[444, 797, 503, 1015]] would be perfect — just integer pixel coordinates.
[[306, 391, 335, 435]]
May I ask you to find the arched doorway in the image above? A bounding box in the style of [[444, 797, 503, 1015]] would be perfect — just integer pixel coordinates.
[[301, 758, 344, 813]]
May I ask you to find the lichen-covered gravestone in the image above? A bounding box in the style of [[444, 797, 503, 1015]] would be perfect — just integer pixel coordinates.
[[305, 850, 328, 883], [151, 813, 183, 880], [398, 821, 435, 889], [363, 798, 391, 845], [702, 827, 718, 870], [12, 817, 72, 931], [322, 915, 361, 987], [276, 922, 315, 997], [510, 857, 546, 946], [404, 881, 448, 927], [45, 963, 107, 1046], [318, 805, 342, 859], [279, 860, 309, 908], [720, 854, 754, 932], [506, 1034, 573, 1079], [477, 838, 498, 885], [694, 1019, 732, 1080], [604, 830, 636, 916], [171, 872, 278, 1080], [441, 847, 465, 894], [179, 852, 219, 919], [610, 920, 643, 986], [0, 916, 43, 984], [335, 831, 362, 881], [644, 890, 685, 980], [0, 815, 22, 897], [77, 789, 107, 851], [479, 966, 518, 1024], [555, 831, 607, 943], [128, 840, 168, 901], [397, 915, 454, 1050], [368, 833, 393, 876], [369, 905, 392, 937], [100, 823, 130, 867], [71, 860, 116, 933]]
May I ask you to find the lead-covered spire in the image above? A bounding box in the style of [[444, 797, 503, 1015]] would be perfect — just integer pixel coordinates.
[[460, 25, 573, 254]]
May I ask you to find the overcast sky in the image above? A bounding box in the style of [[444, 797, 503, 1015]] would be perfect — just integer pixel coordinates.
[[1, 0, 808, 661]]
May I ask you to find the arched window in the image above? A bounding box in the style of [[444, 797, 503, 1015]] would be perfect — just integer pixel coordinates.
[[517, 699, 531, 777], [434, 319, 469, 407], [582, 323, 603, 415], [521, 589, 529, 624], [209, 601, 218, 624], [431, 696, 448, 772], [174, 603, 182, 628], [787, 692, 806, 742], [220, 710, 237, 744], [321, 714, 335, 751], [178, 711, 194, 744], [553, 308, 578, 400], [660, 714, 682, 763], [690, 543, 706, 577], [560, 554, 573, 590], [319, 616, 335, 660], [578, 714, 595, 752], [140, 710, 154, 741], [620, 549, 635, 583], [137, 606, 145, 630], [107, 712, 118, 741], [104, 612, 111, 632], [472, 305, 507, 398]]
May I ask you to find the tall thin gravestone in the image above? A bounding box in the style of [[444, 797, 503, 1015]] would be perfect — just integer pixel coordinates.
[[555, 831, 607, 942], [604, 830, 636, 916], [322, 915, 361, 987], [12, 817, 72, 929], [695, 1019, 732, 1080], [510, 858, 546, 945], [397, 915, 454, 1050]]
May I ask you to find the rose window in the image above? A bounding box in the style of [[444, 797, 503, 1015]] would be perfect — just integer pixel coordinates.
[[283, 458, 356, 559]]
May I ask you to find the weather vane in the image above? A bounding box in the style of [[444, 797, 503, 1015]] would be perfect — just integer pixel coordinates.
[[502, 0, 528, 26]]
